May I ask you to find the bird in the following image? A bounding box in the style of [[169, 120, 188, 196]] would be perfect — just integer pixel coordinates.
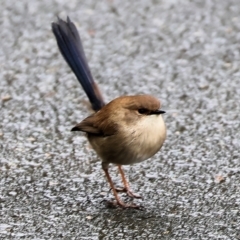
[[52, 17, 166, 209]]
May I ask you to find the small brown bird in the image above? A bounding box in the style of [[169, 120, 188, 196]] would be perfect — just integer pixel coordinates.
[[52, 17, 166, 208]]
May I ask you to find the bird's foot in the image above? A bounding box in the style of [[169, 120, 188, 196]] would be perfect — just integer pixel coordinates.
[[115, 187, 142, 199]]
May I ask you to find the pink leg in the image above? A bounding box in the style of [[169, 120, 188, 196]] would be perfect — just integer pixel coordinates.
[[117, 165, 141, 199], [102, 167, 140, 209]]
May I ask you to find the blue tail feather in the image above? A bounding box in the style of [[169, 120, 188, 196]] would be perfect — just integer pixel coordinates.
[[52, 17, 105, 111]]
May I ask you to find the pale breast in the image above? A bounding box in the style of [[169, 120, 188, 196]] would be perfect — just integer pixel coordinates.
[[127, 114, 166, 164]]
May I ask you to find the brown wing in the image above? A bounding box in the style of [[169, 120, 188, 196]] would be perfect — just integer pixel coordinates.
[[71, 114, 100, 134], [71, 113, 118, 137]]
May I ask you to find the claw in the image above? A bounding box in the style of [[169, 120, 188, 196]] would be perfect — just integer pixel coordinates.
[[115, 187, 142, 199], [126, 190, 142, 199]]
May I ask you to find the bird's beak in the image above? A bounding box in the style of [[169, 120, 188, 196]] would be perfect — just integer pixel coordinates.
[[152, 110, 166, 115]]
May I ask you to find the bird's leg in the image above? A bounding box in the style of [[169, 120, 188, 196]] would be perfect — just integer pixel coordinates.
[[116, 165, 141, 199], [102, 164, 140, 209]]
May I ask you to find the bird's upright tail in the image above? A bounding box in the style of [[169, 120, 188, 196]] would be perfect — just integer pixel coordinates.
[[52, 17, 105, 112]]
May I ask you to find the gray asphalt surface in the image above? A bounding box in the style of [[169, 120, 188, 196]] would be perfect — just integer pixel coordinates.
[[1, 0, 240, 239]]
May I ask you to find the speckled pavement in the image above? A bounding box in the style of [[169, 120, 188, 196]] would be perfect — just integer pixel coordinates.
[[1, 0, 240, 239]]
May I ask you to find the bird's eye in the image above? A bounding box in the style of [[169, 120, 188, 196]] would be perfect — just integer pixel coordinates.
[[138, 108, 149, 114]]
